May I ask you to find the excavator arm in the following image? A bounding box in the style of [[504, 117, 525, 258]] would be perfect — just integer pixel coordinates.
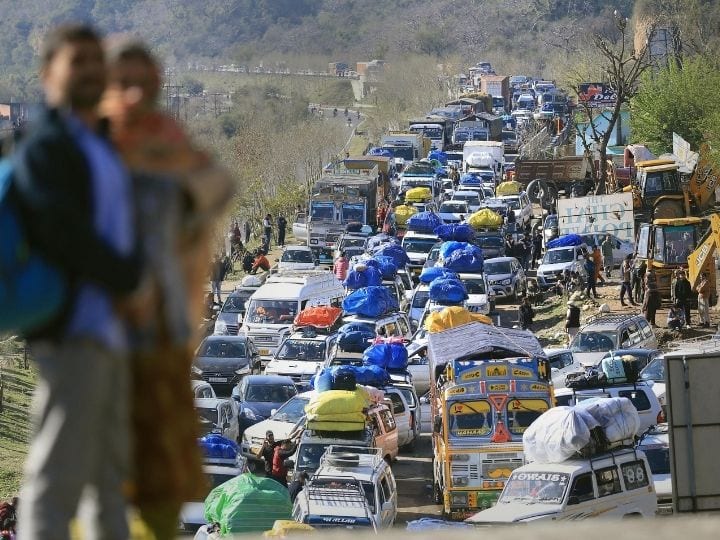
[[687, 213, 720, 289]]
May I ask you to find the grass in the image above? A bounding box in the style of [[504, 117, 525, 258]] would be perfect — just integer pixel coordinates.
[[0, 336, 34, 499]]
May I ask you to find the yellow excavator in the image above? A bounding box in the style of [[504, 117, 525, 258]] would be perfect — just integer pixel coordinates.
[[687, 212, 720, 305]]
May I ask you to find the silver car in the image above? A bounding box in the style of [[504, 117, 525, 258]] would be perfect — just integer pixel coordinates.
[[484, 256, 527, 300]]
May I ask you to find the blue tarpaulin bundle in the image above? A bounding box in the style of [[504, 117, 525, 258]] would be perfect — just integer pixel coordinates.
[[371, 255, 398, 280], [428, 278, 468, 304], [444, 244, 484, 273], [343, 286, 398, 317], [459, 173, 482, 185], [344, 265, 382, 289], [419, 266, 459, 284], [373, 243, 410, 267], [406, 211, 443, 234], [363, 342, 409, 371], [199, 435, 240, 460], [338, 364, 390, 387], [366, 233, 397, 251], [439, 241, 469, 259], [336, 330, 374, 353], [547, 233, 583, 249], [434, 223, 475, 242], [311, 369, 334, 392], [428, 150, 448, 165]]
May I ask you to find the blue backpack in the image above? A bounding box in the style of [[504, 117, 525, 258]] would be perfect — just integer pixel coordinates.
[[0, 159, 66, 333]]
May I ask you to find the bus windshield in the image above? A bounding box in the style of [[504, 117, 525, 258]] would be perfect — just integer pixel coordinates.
[[447, 400, 493, 437]]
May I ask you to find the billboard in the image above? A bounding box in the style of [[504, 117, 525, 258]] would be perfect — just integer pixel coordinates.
[[557, 193, 634, 243], [578, 83, 617, 108]]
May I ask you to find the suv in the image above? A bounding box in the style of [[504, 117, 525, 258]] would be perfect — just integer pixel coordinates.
[[264, 329, 337, 384], [278, 245, 317, 271], [293, 446, 398, 530], [459, 272, 494, 314], [467, 448, 657, 523], [554, 382, 665, 434], [341, 312, 413, 342], [380, 383, 420, 451], [484, 256, 527, 300], [214, 287, 257, 335], [335, 233, 368, 260], [569, 313, 658, 367], [402, 231, 440, 278], [496, 192, 532, 228], [536, 244, 588, 289]]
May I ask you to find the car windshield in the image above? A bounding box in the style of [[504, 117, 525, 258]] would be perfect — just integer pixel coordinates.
[[543, 248, 575, 264], [570, 331, 618, 353], [477, 236, 503, 248], [447, 399, 493, 437], [643, 445, 670, 475], [440, 202, 467, 213], [245, 383, 296, 403], [544, 215, 558, 228], [453, 194, 479, 204], [281, 250, 313, 263], [341, 238, 366, 248], [198, 339, 246, 358], [412, 289, 431, 309], [222, 293, 252, 314], [464, 279, 486, 294], [640, 357, 665, 382], [246, 300, 297, 324], [277, 339, 327, 361], [485, 260, 513, 275], [272, 396, 310, 423], [500, 472, 570, 504], [403, 238, 437, 253]]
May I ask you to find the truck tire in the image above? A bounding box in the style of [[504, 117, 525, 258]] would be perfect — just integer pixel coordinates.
[[526, 178, 549, 204]]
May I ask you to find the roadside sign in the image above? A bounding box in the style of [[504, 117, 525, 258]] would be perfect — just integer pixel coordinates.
[[557, 193, 634, 243], [578, 83, 617, 108]]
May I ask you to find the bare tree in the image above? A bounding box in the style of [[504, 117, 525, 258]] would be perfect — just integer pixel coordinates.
[[573, 11, 654, 194]]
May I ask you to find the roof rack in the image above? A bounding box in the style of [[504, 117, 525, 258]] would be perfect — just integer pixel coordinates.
[[319, 445, 384, 470], [300, 475, 376, 531], [583, 312, 643, 326]]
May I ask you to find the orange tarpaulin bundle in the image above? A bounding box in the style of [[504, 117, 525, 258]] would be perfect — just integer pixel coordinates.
[[424, 306, 492, 333], [293, 306, 342, 328]]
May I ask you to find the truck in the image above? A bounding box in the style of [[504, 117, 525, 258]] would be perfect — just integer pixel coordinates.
[[478, 75, 510, 115], [380, 131, 431, 165], [427, 322, 553, 519], [409, 115, 454, 151], [463, 140, 504, 179], [451, 115, 503, 147]]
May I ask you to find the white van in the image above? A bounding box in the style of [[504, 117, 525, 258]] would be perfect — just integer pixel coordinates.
[[293, 446, 398, 530], [241, 271, 345, 362], [467, 448, 657, 523], [264, 329, 337, 383]]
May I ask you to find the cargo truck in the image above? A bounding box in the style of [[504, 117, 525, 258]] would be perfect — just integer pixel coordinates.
[[409, 115, 454, 151], [380, 131, 431, 164], [463, 141, 504, 180], [479, 75, 510, 115]]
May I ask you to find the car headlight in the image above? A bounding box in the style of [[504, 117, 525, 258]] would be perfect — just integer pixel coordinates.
[[214, 320, 227, 334], [235, 366, 251, 376], [450, 492, 468, 506], [242, 407, 257, 420], [502, 278, 512, 285], [191, 365, 203, 376]]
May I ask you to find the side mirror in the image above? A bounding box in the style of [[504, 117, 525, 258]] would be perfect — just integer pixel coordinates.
[[551, 367, 559, 374], [271, 408, 278, 416], [419, 395, 430, 405], [567, 495, 580, 506]]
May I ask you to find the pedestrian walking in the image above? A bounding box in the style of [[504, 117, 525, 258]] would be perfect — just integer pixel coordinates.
[[696, 272, 712, 327], [244, 220, 251, 244], [632, 260, 646, 304], [256, 431, 278, 475], [262, 213, 272, 251], [277, 214, 287, 247], [592, 245, 605, 285], [101, 40, 234, 539], [643, 269, 661, 326], [518, 297, 535, 330], [673, 270, 693, 327], [620, 254, 636, 306], [566, 292, 583, 346], [13, 25, 143, 540], [334, 251, 349, 281], [583, 255, 598, 298], [530, 230, 542, 269], [601, 235, 614, 278], [210, 254, 226, 303]]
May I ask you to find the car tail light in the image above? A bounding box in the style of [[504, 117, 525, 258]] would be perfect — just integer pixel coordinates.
[[657, 409, 666, 424]]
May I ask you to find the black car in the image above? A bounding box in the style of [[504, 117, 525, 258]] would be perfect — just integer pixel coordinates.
[[232, 375, 297, 434], [192, 335, 260, 396], [473, 232, 506, 259]]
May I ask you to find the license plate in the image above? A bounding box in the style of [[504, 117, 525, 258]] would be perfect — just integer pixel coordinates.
[[209, 377, 227, 383], [259, 349, 270, 355]]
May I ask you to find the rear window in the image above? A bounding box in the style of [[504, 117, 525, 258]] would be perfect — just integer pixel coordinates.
[[618, 389, 652, 411], [387, 393, 406, 414]]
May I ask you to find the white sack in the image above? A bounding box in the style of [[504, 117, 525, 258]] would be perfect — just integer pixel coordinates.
[[523, 406, 599, 463], [575, 397, 641, 442]]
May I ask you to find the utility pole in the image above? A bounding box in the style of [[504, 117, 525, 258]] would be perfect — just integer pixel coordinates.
[[164, 84, 184, 121]]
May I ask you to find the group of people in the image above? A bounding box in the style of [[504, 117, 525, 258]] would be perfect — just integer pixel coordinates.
[[256, 431, 308, 502], [4, 25, 235, 540], [261, 213, 288, 252]]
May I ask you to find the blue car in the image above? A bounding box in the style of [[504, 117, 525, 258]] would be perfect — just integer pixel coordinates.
[[232, 375, 298, 435]]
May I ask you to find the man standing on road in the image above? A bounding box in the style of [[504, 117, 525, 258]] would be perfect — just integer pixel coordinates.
[[620, 254, 636, 306], [583, 255, 598, 299], [277, 214, 287, 247], [530, 230, 542, 269], [244, 220, 251, 244], [14, 25, 142, 540], [257, 431, 278, 475], [262, 213, 273, 252], [643, 269, 661, 326], [601, 235, 614, 279], [673, 270, 693, 327], [210, 254, 226, 304], [592, 245, 605, 285], [696, 272, 711, 327]]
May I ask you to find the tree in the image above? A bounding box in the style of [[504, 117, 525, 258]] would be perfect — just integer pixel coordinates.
[[572, 11, 654, 194]]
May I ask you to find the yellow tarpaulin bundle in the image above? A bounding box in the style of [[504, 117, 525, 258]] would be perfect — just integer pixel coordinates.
[[468, 208, 503, 230], [405, 186, 432, 202], [424, 306, 493, 333], [395, 204, 417, 226], [264, 520, 315, 538], [305, 388, 370, 416], [496, 180, 521, 196]]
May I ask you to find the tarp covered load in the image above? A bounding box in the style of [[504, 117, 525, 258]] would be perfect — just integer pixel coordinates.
[[369, 255, 398, 280], [342, 286, 398, 317], [294, 306, 342, 329], [495, 180, 521, 196], [428, 278, 468, 304], [406, 211, 443, 234], [424, 306, 492, 333], [363, 342, 409, 371], [547, 234, 583, 249], [199, 434, 240, 461], [394, 204, 417, 226], [443, 244, 483, 273], [468, 208, 503, 230], [366, 233, 398, 251], [241, 274, 263, 287], [405, 186, 432, 203], [419, 267, 459, 284], [439, 241, 469, 259], [373, 243, 410, 267], [204, 473, 292, 534], [459, 173, 482, 185], [305, 388, 370, 431], [434, 223, 475, 242], [428, 150, 448, 165], [336, 321, 375, 353], [523, 397, 641, 463], [344, 265, 382, 290]]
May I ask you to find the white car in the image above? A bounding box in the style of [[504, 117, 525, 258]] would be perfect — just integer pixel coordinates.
[[264, 330, 337, 384], [544, 348, 583, 389], [496, 192, 532, 228], [277, 245, 317, 271], [195, 397, 240, 442], [637, 424, 671, 514], [437, 200, 469, 224], [580, 233, 634, 267], [536, 244, 589, 289], [401, 231, 439, 277], [450, 190, 481, 212], [639, 356, 666, 408], [459, 272, 493, 315], [408, 284, 431, 327]]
